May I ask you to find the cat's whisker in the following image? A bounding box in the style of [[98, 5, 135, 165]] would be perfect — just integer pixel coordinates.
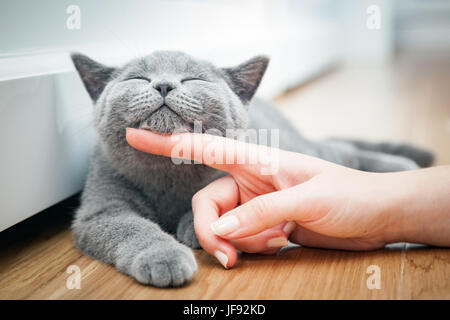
[[181, 103, 203, 113], [129, 93, 151, 107], [178, 94, 202, 106]]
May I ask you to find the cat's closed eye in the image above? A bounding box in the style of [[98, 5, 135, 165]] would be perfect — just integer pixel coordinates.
[[181, 77, 207, 83], [124, 76, 152, 82]]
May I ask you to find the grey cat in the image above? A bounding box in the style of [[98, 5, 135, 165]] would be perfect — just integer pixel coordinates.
[[71, 50, 433, 287]]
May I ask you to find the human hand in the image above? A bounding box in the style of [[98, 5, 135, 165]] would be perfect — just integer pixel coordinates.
[[126, 129, 408, 268]]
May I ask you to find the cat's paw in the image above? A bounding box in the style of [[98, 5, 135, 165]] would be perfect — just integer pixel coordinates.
[[130, 244, 197, 287], [176, 211, 201, 249]]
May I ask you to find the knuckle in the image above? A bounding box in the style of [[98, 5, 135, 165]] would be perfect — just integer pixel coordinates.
[[191, 189, 205, 206], [191, 191, 200, 204], [196, 232, 208, 247], [249, 196, 272, 229]]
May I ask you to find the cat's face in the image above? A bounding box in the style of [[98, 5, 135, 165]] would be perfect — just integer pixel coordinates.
[[71, 50, 268, 158]]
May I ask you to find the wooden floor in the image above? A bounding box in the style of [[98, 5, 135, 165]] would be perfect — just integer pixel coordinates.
[[1, 53, 449, 299]]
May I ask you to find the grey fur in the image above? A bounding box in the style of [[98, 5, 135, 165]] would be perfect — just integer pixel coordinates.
[[327, 138, 434, 168], [71, 50, 431, 287]]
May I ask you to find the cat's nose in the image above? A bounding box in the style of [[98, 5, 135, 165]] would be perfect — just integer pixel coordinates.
[[154, 83, 174, 97]]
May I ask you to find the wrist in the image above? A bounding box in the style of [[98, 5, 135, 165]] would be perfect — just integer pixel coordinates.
[[378, 168, 449, 246], [376, 171, 422, 244]]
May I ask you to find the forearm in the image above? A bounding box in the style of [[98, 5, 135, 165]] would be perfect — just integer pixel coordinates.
[[382, 166, 450, 246]]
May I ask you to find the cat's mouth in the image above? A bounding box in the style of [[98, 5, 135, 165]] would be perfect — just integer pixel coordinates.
[[137, 105, 193, 134]]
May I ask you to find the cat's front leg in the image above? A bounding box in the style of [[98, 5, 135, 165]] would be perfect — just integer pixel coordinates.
[[73, 204, 197, 287], [176, 210, 201, 249]]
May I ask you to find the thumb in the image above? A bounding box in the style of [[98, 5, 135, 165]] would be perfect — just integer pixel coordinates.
[[210, 184, 309, 240]]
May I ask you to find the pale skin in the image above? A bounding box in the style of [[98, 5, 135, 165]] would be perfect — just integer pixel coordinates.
[[126, 128, 450, 268]]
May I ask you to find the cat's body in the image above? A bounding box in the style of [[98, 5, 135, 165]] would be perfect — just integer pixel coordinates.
[[71, 51, 432, 287]]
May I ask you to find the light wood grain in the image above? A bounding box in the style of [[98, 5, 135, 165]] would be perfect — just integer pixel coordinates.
[[1, 53, 449, 299], [401, 245, 450, 299], [0, 225, 410, 300]]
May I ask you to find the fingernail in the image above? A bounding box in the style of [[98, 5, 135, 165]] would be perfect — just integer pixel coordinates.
[[283, 221, 296, 235], [210, 216, 240, 236], [214, 250, 229, 269], [126, 127, 135, 135], [267, 236, 288, 248]]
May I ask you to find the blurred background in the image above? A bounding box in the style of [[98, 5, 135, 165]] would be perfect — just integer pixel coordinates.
[[0, 0, 449, 230]]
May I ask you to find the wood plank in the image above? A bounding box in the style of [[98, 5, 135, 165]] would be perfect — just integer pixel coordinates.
[[1, 223, 406, 300], [400, 244, 450, 299]]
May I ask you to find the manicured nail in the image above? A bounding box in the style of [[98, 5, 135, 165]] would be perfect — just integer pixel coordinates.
[[126, 127, 136, 136], [214, 250, 229, 269], [267, 236, 288, 248], [210, 216, 240, 236], [283, 221, 296, 235]]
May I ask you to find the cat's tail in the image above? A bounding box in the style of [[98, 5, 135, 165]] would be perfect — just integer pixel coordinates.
[[328, 138, 435, 168]]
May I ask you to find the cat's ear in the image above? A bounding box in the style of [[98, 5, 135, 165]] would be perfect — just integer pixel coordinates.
[[221, 55, 269, 104], [70, 52, 116, 102]]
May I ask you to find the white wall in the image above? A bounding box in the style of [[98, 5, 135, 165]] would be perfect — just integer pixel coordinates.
[[394, 0, 450, 53], [0, 0, 341, 98], [337, 0, 394, 62]]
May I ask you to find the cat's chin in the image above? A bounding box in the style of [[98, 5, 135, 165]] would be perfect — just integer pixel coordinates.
[[138, 121, 193, 134], [136, 105, 193, 134]]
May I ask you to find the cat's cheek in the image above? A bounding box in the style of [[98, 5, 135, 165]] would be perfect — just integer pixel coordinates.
[[106, 81, 142, 103]]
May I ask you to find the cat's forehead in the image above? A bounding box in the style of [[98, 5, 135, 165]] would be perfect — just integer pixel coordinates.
[[122, 51, 215, 76]]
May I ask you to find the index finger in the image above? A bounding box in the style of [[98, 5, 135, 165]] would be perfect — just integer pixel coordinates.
[[125, 128, 280, 175]]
